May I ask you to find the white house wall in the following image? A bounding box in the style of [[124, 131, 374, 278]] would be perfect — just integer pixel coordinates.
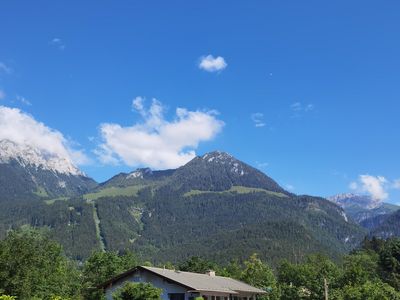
[[104, 269, 194, 300]]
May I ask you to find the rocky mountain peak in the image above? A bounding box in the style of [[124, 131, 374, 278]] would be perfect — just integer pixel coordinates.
[[126, 168, 153, 179], [0, 139, 83, 176], [200, 151, 247, 176], [327, 193, 382, 210]]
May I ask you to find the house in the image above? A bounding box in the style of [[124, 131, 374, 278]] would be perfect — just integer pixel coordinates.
[[99, 265, 267, 300]]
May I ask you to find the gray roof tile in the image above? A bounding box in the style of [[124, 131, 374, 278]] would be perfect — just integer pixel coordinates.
[[142, 266, 266, 294]]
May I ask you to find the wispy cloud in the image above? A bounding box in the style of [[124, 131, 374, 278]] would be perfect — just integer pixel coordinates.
[[256, 161, 269, 169], [0, 105, 89, 166], [290, 102, 302, 112], [349, 181, 358, 190], [16, 95, 32, 106], [50, 38, 66, 50], [198, 55, 227, 72], [0, 90, 5, 100], [332, 170, 349, 180], [285, 184, 295, 191], [251, 113, 266, 128], [290, 102, 314, 117], [95, 98, 225, 169], [0, 62, 11, 74]]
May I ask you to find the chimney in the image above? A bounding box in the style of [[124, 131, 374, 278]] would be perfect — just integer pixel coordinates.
[[206, 270, 216, 277]]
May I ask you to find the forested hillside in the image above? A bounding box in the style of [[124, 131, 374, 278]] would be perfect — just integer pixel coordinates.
[[0, 151, 367, 265]]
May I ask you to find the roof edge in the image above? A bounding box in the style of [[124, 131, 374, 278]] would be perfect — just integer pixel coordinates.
[[97, 266, 196, 291]]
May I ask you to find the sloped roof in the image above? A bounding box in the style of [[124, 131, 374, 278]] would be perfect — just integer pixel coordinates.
[[99, 266, 266, 295], [142, 266, 266, 294]]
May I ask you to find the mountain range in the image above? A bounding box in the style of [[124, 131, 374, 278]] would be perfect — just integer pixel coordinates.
[[0, 141, 398, 266], [327, 193, 399, 238]]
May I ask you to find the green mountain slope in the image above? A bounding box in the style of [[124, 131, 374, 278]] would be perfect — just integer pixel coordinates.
[[168, 151, 289, 194], [0, 161, 97, 201], [130, 188, 364, 266], [368, 209, 400, 238], [98, 168, 175, 189], [0, 151, 366, 265]]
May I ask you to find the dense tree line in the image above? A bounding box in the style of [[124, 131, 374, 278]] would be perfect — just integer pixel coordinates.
[[1, 229, 400, 299], [0, 197, 100, 259]]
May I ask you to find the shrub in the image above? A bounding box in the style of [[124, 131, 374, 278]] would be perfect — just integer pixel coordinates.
[[112, 282, 162, 300], [0, 296, 17, 300]]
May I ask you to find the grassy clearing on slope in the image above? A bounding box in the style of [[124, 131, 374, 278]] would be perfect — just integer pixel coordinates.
[[83, 185, 143, 201], [128, 206, 145, 230], [184, 185, 288, 198], [44, 197, 69, 205], [34, 186, 48, 198]]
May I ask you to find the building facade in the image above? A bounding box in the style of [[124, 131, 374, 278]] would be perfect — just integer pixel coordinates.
[[100, 266, 266, 300]]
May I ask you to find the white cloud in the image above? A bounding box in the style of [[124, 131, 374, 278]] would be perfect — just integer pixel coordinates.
[[251, 113, 266, 128], [0, 62, 11, 74], [350, 175, 400, 202], [360, 175, 388, 200], [350, 175, 388, 201], [0, 90, 5, 100], [198, 55, 227, 72], [0, 106, 89, 166], [132, 96, 145, 112], [50, 38, 66, 50], [96, 98, 224, 169]]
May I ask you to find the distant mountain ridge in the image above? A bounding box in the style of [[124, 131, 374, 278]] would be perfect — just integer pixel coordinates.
[[0, 148, 366, 265], [328, 193, 382, 210], [327, 193, 399, 224], [99, 168, 175, 189], [327, 193, 399, 241]]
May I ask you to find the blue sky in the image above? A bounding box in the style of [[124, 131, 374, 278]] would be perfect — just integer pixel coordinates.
[[0, 1, 399, 202]]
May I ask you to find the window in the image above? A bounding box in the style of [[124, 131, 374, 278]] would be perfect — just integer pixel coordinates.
[[168, 293, 185, 300]]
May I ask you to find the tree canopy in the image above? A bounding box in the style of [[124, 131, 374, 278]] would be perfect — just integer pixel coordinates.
[[1, 229, 400, 300], [0, 227, 80, 300]]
